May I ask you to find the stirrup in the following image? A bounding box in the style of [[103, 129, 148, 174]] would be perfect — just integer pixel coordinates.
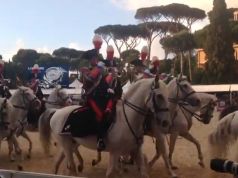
[[97, 138, 106, 151]]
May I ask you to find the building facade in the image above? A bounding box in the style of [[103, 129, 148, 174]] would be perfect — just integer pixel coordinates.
[[197, 10, 238, 68]]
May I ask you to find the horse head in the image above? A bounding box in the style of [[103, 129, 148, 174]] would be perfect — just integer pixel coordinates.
[[47, 87, 72, 107], [123, 77, 171, 134], [147, 76, 171, 133], [168, 75, 201, 108], [198, 93, 217, 124], [10, 86, 41, 111]]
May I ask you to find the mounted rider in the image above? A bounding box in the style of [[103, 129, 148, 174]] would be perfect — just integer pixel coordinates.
[[104, 45, 122, 100], [83, 61, 115, 151], [129, 46, 149, 81], [29, 64, 44, 100], [104, 45, 118, 68]]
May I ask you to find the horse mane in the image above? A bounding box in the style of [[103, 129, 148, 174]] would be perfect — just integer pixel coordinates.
[[123, 78, 153, 99], [219, 105, 238, 120]]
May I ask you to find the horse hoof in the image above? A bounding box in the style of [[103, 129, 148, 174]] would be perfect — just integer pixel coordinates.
[[10, 159, 15, 162], [54, 142, 57, 146], [77, 165, 83, 172], [17, 165, 23, 171], [172, 166, 178, 170], [199, 162, 205, 168], [27, 154, 31, 159], [92, 160, 97, 166]]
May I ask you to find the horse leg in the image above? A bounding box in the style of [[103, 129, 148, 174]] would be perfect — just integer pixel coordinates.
[[106, 152, 119, 178], [60, 136, 77, 176], [72, 144, 84, 172], [180, 132, 205, 168], [53, 148, 65, 174], [169, 132, 179, 169], [92, 151, 101, 166], [132, 147, 149, 178], [158, 135, 177, 178], [7, 138, 15, 162], [148, 139, 161, 168], [20, 131, 32, 159]]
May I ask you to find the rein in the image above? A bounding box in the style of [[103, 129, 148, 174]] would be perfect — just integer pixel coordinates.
[[13, 97, 38, 111], [12, 90, 39, 111], [178, 103, 204, 123], [122, 100, 144, 145], [122, 81, 169, 145]]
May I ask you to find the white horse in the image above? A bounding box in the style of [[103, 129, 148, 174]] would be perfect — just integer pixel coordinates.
[[50, 76, 204, 178], [209, 109, 238, 157], [149, 92, 217, 170], [16, 87, 72, 158], [0, 86, 41, 161], [40, 77, 172, 177]]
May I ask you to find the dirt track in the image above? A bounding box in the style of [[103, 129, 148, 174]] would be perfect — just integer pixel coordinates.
[[0, 111, 235, 178]]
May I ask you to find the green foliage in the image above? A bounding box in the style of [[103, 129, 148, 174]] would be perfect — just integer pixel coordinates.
[[53, 47, 83, 59], [204, 0, 237, 84], [159, 59, 173, 74], [121, 49, 140, 64], [12, 49, 39, 68], [160, 30, 196, 52], [193, 26, 209, 48]]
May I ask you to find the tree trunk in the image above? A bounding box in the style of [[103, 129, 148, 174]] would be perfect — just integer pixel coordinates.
[[188, 51, 192, 82], [180, 52, 183, 75]]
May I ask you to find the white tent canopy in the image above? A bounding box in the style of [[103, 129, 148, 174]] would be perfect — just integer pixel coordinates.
[[69, 79, 82, 89]]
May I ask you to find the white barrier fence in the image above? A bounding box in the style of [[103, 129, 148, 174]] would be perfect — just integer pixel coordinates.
[[0, 169, 86, 178], [9, 84, 238, 95]]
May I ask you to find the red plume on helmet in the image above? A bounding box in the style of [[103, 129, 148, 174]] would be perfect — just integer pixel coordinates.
[[106, 45, 114, 60], [140, 46, 149, 61], [93, 34, 103, 50]]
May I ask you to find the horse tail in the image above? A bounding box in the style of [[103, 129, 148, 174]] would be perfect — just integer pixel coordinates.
[[209, 112, 238, 157], [39, 109, 56, 155]]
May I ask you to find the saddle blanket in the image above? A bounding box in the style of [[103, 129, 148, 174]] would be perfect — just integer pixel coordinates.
[[61, 106, 111, 138]]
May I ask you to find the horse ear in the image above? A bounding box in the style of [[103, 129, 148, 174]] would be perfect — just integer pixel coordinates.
[[154, 74, 160, 88]]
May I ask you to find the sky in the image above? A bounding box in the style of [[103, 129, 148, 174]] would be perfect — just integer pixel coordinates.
[[0, 0, 238, 61]]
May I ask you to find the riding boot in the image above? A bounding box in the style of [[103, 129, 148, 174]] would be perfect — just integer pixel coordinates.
[[97, 121, 106, 151]]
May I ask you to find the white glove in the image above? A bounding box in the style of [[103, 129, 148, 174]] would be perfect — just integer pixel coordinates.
[[107, 88, 115, 94]]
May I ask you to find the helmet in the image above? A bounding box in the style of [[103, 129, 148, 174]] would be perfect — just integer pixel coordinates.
[[106, 45, 114, 60], [93, 34, 103, 50], [141, 46, 149, 60]]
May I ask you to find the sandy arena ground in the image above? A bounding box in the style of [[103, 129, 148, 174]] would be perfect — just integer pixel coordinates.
[[0, 111, 236, 178]]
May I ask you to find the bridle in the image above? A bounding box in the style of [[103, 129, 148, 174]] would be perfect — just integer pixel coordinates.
[[176, 94, 216, 125], [168, 79, 197, 106], [122, 81, 169, 145], [13, 89, 39, 111]]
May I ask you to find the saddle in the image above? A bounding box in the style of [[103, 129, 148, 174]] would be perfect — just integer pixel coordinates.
[[62, 106, 113, 138]]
